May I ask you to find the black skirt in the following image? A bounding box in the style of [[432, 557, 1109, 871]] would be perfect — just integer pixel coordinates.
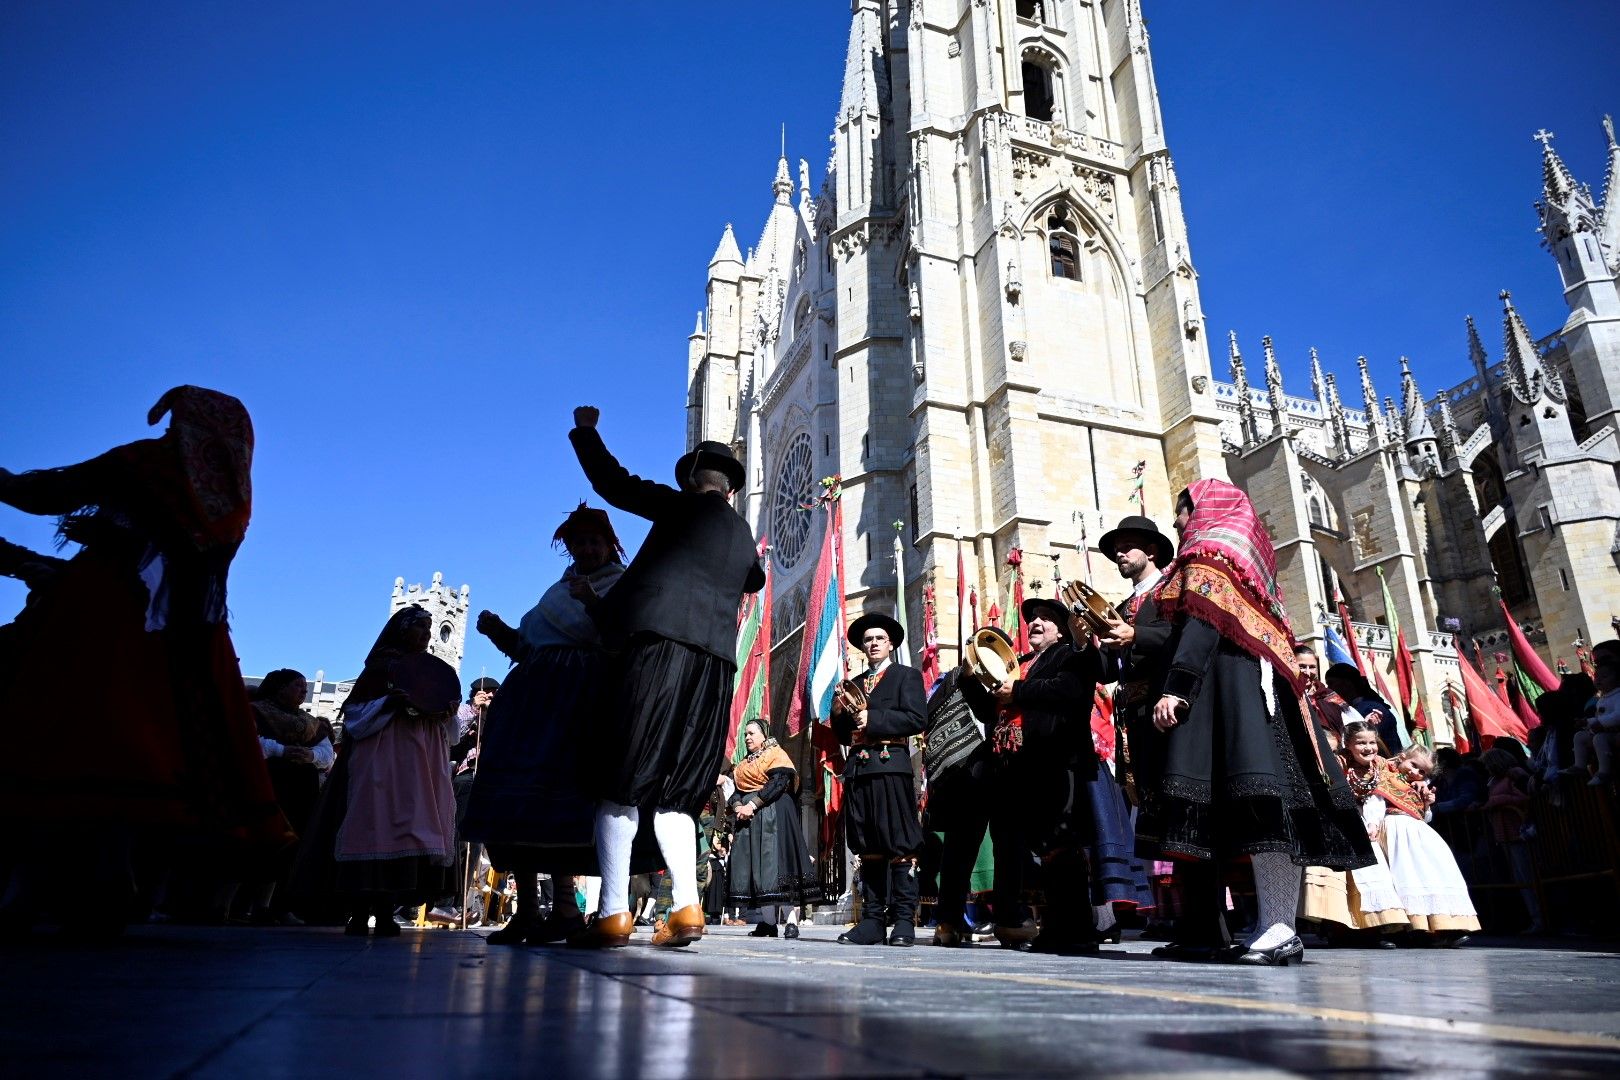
[[1134, 640, 1372, 871], [462, 644, 663, 877], [727, 793, 816, 905], [844, 772, 925, 858], [599, 635, 734, 818]]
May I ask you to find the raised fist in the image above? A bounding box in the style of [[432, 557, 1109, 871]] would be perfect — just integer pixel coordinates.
[[573, 406, 600, 429]]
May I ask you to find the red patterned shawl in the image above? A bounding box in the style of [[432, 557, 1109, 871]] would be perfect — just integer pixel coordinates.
[[1151, 478, 1301, 691]]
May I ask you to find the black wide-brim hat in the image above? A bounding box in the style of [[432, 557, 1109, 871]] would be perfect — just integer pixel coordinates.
[[847, 611, 905, 651], [1096, 515, 1175, 569], [1020, 596, 1071, 638], [674, 440, 746, 492]]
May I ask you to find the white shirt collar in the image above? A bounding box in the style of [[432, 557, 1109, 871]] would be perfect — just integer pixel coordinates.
[[866, 657, 893, 677], [1131, 568, 1163, 598]]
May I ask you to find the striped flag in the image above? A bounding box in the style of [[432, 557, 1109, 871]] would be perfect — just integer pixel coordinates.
[[1378, 567, 1429, 747], [725, 539, 772, 763], [787, 506, 845, 735]]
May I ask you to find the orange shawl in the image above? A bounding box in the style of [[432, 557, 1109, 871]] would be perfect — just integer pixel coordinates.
[[734, 740, 796, 794], [1375, 760, 1428, 820]]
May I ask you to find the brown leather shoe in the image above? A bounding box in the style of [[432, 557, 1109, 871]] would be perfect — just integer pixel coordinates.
[[651, 904, 705, 948], [566, 911, 634, 949], [993, 918, 1039, 950]]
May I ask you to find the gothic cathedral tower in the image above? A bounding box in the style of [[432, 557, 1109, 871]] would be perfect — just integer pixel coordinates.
[[689, 0, 1225, 669]]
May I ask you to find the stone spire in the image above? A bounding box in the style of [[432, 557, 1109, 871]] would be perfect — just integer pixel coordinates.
[[839, 0, 885, 124], [1384, 395, 1403, 443], [772, 153, 794, 205], [1325, 372, 1352, 457], [1537, 128, 1578, 205], [1358, 356, 1384, 448], [1308, 348, 1327, 402], [709, 223, 743, 269], [1261, 335, 1287, 435], [691, 311, 706, 338], [1435, 390, 1460, 457], [1535, 127, 1599, 251], [1500, 289, 1566, 405], [1400, 356, 1437, 445], [1601, 115, 1620, 264], [1228, 331, 1259, 446]]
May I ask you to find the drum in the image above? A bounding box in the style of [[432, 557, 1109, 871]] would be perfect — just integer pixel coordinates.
[[388, 651, 461, 717]]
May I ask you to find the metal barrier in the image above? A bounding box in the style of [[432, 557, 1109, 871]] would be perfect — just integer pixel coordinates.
[[1432, 778, 1620, 934]]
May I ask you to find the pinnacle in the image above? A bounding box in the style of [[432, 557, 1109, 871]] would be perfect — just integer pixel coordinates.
[[709, 223, 743, 268]]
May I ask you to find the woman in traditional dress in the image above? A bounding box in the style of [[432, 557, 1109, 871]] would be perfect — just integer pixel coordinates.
[[1136, 480, 1373, 966], [1341, 721, 1479, 942], [247, 668, 334, 923], [463, 503, 659, 944], [0, 386, 292, 936], [727, 720, 814, 938], [298, 606, 459, 937]]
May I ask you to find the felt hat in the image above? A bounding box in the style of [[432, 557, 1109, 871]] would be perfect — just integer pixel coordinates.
[[1096, 515, 1176, 569], [674, 440, 746, 492], [1020, 595, 1071, 638], [847, 611, 905, 651]]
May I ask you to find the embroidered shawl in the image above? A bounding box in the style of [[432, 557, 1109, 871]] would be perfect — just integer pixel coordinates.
[[733, 738, 796, 793], [1374, 759, 1428, 820], [135, 386, 254, 551], [1151, 479, 1301, 690], [251, 699, 332, 749]]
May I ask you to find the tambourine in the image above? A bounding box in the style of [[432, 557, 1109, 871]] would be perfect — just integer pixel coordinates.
[[1060, 579, 1118, 637], [388, 652, 461, 717], [963, 627, 1018, 692], [832, 679, 867, 718]]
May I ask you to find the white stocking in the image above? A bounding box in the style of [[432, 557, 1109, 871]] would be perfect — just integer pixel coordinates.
[[1248, 851, 1302, 950], [653, 810, 699, 910], [594, 802, 639, 917], [1093, 902, 1117, 932]]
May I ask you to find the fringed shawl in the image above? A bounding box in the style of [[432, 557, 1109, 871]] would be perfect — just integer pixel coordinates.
[[1151, 479, 1301, 691], [733, 739, 795, 793]]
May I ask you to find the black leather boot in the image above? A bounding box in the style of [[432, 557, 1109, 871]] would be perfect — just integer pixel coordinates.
[[838, 864, 889, 945], [887, 862, 918, 947]]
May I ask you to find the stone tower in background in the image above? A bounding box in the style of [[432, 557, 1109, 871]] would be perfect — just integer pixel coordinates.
[[688, 0, 1222, 686], [391, 572, 471, 674]]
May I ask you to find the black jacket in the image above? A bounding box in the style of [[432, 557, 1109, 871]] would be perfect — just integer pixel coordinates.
[[1007, 641, 1102, 772], [1100, 593, 1173, 692], [570, 427, 765, 663], [833, 663, 927, 780]]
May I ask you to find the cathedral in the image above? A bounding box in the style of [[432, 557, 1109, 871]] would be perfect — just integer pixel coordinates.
[[684, 0, 1620, 744]]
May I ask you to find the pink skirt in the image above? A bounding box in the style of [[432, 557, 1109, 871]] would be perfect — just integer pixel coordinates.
[[336, 715, 456, 865]]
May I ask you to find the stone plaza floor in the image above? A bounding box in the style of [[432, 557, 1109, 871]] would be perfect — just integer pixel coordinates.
[[4, 923, 1618, 1078]]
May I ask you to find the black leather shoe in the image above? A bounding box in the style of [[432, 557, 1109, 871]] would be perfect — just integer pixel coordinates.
[[888, 920, 915, 947], [838, 918, 887, 945], [783, 923, 799, 939], [749, 922, 779, 937], [1096, 925, 1123, 945], [1237, 935, 1305, 967]]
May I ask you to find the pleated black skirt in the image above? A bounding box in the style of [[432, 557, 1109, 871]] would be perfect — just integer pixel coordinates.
[[727, 794, 816, 905], [1134, 642, 1373, 871], [600, 635, 734, 818]]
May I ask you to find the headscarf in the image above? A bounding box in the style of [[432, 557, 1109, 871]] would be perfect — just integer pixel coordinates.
[[346, 605, 432, 706], [553, 501, 624, 561], [136, 386, 255, 551], [733, 728, 796, 794], [1151, 478, 1300, 689]]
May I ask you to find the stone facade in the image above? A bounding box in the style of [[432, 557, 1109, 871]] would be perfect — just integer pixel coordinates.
[[685, 0, 1620, 744]]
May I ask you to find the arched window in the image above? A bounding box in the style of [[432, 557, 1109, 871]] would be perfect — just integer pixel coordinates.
[[1047, 207, 1080, 280], [1016, 0, 1041, 19], [1021, 58, 1055, 122]]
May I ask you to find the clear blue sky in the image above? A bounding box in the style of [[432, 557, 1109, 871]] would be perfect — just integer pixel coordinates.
[[3, 1, 1617, 684]]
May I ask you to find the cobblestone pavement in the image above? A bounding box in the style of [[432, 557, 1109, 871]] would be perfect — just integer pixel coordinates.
[[4, 924, 1618, 1078]]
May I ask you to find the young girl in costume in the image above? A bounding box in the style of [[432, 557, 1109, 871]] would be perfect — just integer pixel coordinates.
[[1342, 721, 1479, 943]]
